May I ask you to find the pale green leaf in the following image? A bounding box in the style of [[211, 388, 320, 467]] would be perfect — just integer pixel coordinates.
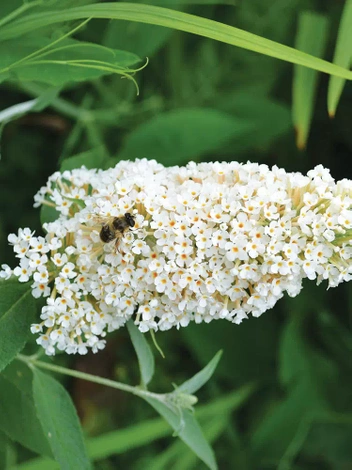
[[32, 369, 91, 470], [126, 320, 155, 387], [178, 350, 222, 395], [144, 396, 217, 470]]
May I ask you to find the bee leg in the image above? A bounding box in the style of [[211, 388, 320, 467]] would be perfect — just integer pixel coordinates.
[[115, 239, 121, 253], [115, 238, 126, 255]]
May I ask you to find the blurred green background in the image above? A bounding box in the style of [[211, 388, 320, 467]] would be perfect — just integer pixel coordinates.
[[1, 0, 352, 469]]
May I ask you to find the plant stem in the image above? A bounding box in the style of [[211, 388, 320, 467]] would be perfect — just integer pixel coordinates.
[[16, 353, 165, 402]]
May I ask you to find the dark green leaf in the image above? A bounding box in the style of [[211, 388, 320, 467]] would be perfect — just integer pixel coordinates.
[[279, 316, 336, 388], [0, 363, 52, 457], [0, 430, 9, 470], [126, 320, 155, 387], [250, 381, 326, 461], [217, 92, 292, 153], [0, 0, 23, 20], [40, 204, 60, 226], [119, 108, 254, 166], [178, 350, 222, 395], [301, 418, 352, 468], [32, 368, 91, 470], [181, 315, 279, 382], [0, 279, 35, 372], [251, 315, 335, 461]]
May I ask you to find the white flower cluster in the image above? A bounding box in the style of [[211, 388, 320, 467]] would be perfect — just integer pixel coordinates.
[[2, 159, 352, 355]]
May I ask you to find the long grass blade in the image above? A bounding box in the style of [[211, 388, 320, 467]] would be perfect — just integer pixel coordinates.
[[293, 12, 329, 149], [0, 3, 351, 80], [327, 0, 352, 117]]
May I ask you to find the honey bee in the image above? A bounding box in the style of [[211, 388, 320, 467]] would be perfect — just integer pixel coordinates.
[[99, 212, 136, 250]]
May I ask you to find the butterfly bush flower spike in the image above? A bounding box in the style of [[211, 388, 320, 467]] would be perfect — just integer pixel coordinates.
[[2, 159, 352, 356]]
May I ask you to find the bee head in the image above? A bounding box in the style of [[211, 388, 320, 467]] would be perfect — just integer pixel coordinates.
[[124, 213, 135, 227]]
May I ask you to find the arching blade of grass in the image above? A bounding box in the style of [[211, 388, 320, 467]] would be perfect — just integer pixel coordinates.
[[328, 0, 352, 117], [292, 12, 329, 150], [0, 3, 352, 80]]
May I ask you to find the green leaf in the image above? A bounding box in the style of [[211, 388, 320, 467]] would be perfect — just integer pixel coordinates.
[[151, 385, 255, 470], [126, 320, 155, 387], [153, 417, 227, 470], [300, 417, 352, 468], [0, 363, 52, 457], [15, 387, 254, 469], [153, 0, 236, 3], [0, 36, 141, 86], [32, 368, 91, 470], [251, 316, 335, 461], [144, 396, 217, 470], [119, 108, 254, 166], [40, 204, 60, 226], [279, 316, 336, 388], [250, 381, 326, 461], [0, 3, 352, 80], [0, 0, 23, 21], [328, 0, 352, 116], [60, 148, 106, 172], [217, 92, 292, 153], [0, 430, 11, 470], [0, 279, 35, 372], [178, 350, 222, 395], [293, 12, 329, 149], [103, 3, 174, 57]]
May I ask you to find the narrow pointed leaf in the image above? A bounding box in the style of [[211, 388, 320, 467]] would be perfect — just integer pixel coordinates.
[[15, 387, 255, 469], [144, 396, 217, 470], [127, 319, 155, 386], [178, 350, 222, 394], [292, 12, 329, 149], [328, 0, 352, 116], [0, 3, 351, 79]]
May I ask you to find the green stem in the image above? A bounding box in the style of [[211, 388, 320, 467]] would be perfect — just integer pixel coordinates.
[[16, 353, 164, 402], [0, 18, 91, 74], [19, 82, 90, 121]]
